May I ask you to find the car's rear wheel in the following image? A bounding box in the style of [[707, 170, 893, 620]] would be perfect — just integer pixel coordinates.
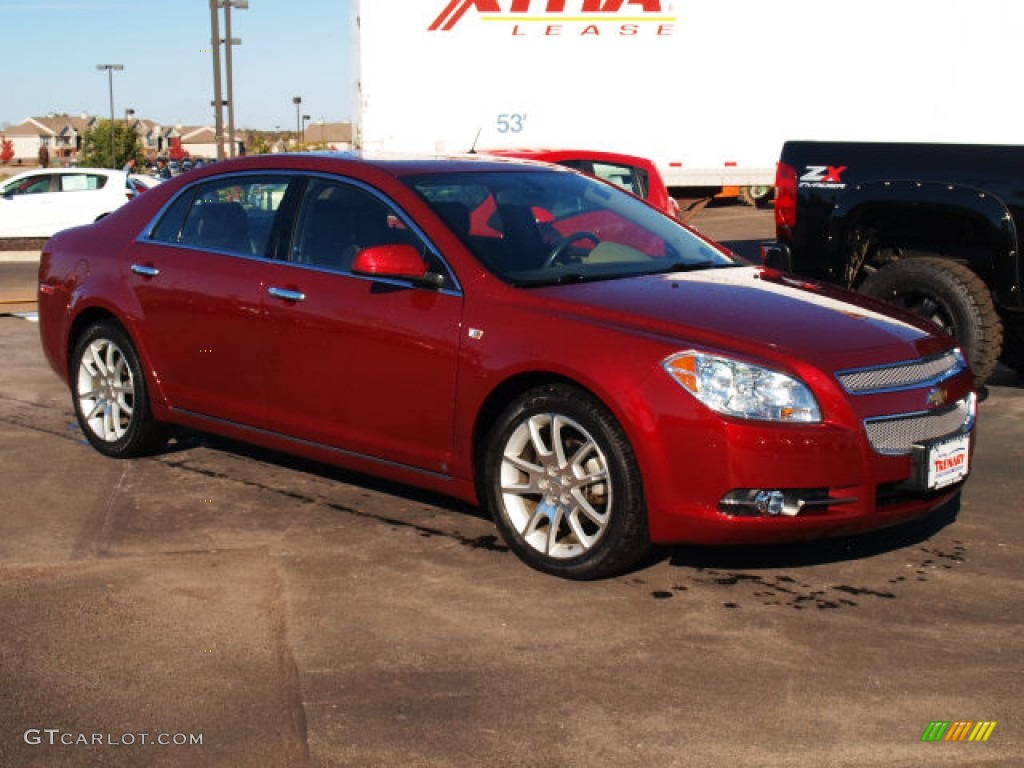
[[483, 384, 649, 579], [71, 321, 168, 458]]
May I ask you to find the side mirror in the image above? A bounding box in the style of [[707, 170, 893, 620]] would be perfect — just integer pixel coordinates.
[[351, 244, 444, 288], [759, 242, 791, 271]]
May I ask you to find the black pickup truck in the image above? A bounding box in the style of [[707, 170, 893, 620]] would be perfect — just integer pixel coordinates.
[[767, 141, 1024, 384]]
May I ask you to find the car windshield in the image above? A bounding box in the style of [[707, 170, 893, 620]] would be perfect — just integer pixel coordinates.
[[403, 170, 735, 286]]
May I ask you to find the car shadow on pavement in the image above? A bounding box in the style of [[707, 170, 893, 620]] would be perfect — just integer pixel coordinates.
[[166, 427, 503, 544], [166, 427, 964, 577], [659, 496, 960, 572]]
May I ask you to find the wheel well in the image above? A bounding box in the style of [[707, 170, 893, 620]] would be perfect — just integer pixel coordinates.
[[847, 203, 999, 288], [66, 307, 122, 374], [471, 373, 606, 495]]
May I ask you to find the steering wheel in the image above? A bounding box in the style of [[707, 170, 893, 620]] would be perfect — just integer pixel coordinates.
[[542, 231, 600, 268]]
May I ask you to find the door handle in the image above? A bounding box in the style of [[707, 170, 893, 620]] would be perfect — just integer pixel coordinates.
[[130, 264, 160, 277], [267, 286, 306, 303]]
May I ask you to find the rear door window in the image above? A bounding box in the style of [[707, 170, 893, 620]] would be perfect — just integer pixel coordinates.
[[289, 177, 455, 287], [149, 176, 291, 257]]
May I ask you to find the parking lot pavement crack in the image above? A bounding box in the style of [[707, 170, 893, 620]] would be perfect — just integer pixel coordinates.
[[267, 566, 312, 768], [68, 463, 130, 560]]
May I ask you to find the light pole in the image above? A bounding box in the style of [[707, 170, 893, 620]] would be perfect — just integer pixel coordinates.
[[302, 114, 310, 145], [208, 0, 225, 160], [96, 64, 124, 169], [124, 108, 135, 168], [292, 97, 302, 146], [222, 0, 248, 158]]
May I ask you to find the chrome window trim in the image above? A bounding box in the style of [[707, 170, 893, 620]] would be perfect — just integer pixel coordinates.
[[264, 257, 463, 298], [137, 169, 463, 296]]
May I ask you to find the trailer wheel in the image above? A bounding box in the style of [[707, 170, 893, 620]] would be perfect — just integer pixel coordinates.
[[739, 185, 773, 208], [860, 255, 1002, 385]]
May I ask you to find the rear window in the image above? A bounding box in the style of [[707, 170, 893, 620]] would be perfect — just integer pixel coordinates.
[[558, 160, 649, 199], [59, 174, 108, 192]]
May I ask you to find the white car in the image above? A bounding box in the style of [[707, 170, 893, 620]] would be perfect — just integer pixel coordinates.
[[0, 168, 139, 237]]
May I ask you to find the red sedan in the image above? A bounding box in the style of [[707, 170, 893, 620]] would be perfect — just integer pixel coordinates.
[[37, 153, 976, 579]]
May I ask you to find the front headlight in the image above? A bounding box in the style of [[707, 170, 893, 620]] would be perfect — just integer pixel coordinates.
[[663, 351, 821, 423]]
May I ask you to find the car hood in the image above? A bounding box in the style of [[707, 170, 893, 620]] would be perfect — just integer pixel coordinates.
[[531, 267, 949, 370]]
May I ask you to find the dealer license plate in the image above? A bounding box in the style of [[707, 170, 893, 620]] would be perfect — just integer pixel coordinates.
[[926, 434, 970, 489]]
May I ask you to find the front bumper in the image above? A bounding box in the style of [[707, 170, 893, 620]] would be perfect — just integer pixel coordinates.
[[633, 355, 976, 545]]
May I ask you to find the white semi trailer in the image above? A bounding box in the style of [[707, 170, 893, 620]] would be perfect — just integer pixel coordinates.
[[350, 0, 1024, 200]]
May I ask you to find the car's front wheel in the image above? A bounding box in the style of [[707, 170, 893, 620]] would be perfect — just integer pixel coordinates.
[[70, 321, 168, 458], [483, 384, 650, 579]]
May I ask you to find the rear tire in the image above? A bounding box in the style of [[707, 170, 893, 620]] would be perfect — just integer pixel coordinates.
[[70, 321, 168, 458], [860, 255, 1002, 385], [482, 384, 650, 580]]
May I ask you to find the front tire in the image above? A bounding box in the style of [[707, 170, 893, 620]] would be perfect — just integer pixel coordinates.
[[860, 255, 1003, 385], [483, 384, 649, 580], [70, 321, 168, 458]]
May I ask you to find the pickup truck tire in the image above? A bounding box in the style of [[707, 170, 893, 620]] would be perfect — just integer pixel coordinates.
[[860, 255, 1002, 385]]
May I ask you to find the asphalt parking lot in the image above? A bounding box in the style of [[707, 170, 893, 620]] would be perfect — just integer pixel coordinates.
[[1, 206, 1021, 767]]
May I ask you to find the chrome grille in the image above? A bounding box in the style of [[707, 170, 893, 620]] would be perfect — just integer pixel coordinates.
[[864, 396, 975, 455], [837, 350, 966, 394]]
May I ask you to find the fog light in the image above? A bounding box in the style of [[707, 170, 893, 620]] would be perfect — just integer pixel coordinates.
[[755, 490, 786, 516], [719, 488, 857, 517], [719, 488, 788, 517]]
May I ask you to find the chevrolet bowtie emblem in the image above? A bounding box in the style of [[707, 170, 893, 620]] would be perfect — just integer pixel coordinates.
[[927, 387, 949, 408]]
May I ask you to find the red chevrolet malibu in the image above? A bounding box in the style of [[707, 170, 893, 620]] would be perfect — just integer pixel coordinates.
[[37, 153, 976, 579]]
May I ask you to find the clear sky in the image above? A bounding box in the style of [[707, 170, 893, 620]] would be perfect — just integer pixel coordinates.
[[1, 0, 355, 131]]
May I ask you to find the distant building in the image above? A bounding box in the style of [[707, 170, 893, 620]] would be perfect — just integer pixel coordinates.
[[303, 121, 353, 150], [3, 114, 98, 164], [2, 113, 350, 165]]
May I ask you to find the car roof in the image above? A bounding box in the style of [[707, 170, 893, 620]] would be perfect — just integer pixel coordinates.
[[176, 151, 567, 180], [3, 167, 124, 182], [479, 147, 657, 167]]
